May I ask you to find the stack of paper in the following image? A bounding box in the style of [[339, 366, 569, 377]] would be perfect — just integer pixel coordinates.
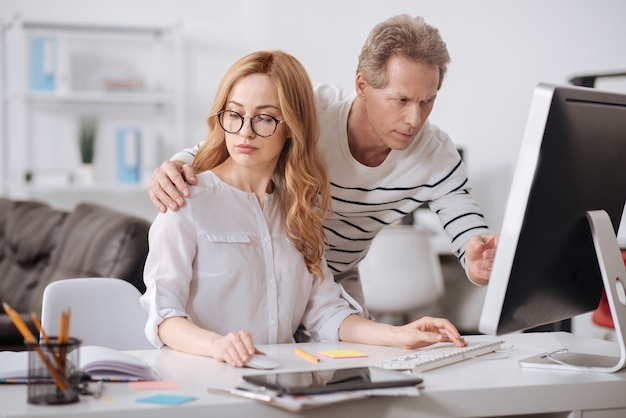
[[209, 366, 422, 412], [210, 381, 419, 412]]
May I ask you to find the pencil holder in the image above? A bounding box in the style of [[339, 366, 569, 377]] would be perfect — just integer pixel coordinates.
[[25, 337, 81, 404]]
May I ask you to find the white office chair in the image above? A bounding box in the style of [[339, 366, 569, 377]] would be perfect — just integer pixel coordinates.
[[359, 225, 445, 325], [41, 277, 152, 350]]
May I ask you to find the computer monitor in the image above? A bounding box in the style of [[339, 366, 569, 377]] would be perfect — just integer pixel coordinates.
[[478, 83, 626, 372]]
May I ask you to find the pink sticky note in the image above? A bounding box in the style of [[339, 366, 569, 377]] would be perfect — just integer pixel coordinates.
[[129, 380, 181, 390]]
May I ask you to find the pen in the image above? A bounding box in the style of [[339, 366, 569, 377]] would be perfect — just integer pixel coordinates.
[[0, 378, 29, 384], [295, 347, 320, 363]]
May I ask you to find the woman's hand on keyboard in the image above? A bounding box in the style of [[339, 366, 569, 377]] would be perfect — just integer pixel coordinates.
[[393, 316, 468, 350], [338, 314, 467, 349]]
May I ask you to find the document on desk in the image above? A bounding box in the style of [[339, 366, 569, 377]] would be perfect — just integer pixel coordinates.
[[209, 383, 419, 412], [209, 367, 421, 412]]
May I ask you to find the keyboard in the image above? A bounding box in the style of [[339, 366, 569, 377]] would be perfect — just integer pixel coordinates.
[[375, 339, 504, 373]]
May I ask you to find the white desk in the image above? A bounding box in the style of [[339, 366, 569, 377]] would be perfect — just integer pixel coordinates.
[[1, 332, 625, 418]]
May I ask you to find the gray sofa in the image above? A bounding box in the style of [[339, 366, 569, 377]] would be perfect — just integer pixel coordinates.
[[0, 198, 150, 349]]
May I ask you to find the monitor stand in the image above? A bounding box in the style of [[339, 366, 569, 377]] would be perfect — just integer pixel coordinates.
[[519, 210, 626, 373]]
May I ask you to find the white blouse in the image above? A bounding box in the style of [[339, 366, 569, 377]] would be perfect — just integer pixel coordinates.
[[140, 171, 361, 348]]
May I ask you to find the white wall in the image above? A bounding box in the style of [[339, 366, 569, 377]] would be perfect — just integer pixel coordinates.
[[2, 0, 626, 231]]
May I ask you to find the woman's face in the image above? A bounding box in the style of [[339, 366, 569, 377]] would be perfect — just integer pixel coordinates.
[[223, 73, 288, 173]]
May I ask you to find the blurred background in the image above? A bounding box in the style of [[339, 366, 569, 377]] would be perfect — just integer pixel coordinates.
[[2, 0, 625, 335], [1, 0, 625, 228]]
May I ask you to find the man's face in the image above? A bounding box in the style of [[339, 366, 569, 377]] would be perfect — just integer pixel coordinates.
[[357, 55, 440, 151]]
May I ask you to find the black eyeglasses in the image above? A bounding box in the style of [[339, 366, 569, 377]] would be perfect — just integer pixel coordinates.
[[216, 110, 284, 138]]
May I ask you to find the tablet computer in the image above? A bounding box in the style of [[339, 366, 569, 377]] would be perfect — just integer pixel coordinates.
[[242, 366, 423, 395]]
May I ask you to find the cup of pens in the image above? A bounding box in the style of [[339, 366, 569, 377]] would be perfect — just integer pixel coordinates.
[[25, 336, 82, 404], [2, 302, 82, 405]]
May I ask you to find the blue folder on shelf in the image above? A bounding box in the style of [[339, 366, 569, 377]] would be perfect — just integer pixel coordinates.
[[29, 36, 56, 92], [116, 128, 142, 184]]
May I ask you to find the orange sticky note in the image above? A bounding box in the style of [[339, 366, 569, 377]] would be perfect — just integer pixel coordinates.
[[317, 349, 368, 359]]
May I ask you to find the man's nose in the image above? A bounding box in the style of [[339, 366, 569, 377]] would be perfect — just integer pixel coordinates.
[[402, 104, 421, 127]]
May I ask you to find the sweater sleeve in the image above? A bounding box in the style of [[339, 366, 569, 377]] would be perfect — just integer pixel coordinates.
[[170, 143, 202, 165]]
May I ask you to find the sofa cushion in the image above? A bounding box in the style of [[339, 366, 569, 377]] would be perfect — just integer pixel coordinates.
[[0, 199, 67, 344], [49, 203, 149, 291], [0, 200, 67, 311], [28, 203, 150, 312]]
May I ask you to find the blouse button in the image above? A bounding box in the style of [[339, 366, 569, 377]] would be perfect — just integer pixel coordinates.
[[270, 319, 277, 326]]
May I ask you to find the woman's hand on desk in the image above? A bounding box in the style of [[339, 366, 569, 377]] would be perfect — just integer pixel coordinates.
[[158, 317, 258, 367], [209, 330, 259, 368]]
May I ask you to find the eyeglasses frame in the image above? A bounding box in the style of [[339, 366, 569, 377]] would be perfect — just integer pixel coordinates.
[[215, 110, 285, 138]]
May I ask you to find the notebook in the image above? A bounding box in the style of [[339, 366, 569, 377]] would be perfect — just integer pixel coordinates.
[[0, 345, 159, 382]]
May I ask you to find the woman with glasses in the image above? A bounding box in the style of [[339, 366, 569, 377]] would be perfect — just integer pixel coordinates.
[[140, 50, 466, 367]]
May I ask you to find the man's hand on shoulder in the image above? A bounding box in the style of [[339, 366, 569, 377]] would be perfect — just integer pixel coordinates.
[[149, 160, 198, 213]]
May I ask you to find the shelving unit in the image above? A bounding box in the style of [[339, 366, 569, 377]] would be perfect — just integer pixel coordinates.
[[0, 15, 184, 219]]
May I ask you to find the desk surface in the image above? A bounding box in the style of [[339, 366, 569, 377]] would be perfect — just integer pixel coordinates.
[[1, 332, 625, 418]]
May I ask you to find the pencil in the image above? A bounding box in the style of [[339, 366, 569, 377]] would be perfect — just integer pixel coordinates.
[[31, 311, 64, 371], [58, 309, 71, 376], [295, 347, 320, 363]]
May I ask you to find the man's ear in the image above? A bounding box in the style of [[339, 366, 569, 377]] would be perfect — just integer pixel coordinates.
[[355, 73, 369, 99]]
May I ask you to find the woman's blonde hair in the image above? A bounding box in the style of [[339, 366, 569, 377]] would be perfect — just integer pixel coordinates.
[[193, 50, 331, 279]]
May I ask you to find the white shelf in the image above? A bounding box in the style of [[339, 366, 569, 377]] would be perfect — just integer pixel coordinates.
[[23, 91, 175, 105], [20, 18, 179, 36], [0, 15, 185, 220], [27, 182, 148, 193]]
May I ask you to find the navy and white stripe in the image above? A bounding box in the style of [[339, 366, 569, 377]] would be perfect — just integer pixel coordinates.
[[323, 158, 488, 274]]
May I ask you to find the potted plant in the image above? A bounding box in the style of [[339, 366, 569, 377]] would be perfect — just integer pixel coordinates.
[[78, 115, 97, 185]]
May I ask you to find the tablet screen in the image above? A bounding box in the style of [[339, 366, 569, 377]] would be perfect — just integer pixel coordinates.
[[242, 366, 423, 395]]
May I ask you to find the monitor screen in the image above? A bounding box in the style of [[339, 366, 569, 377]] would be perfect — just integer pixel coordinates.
[[478, 83, 626, 372]]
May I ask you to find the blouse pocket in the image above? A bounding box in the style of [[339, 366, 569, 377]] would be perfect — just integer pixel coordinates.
[[196, 233, 253, 278], [206, 233, 251, 244]]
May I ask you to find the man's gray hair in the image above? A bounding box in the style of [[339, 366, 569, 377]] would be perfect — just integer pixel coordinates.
[[357, 15, 451, 90]]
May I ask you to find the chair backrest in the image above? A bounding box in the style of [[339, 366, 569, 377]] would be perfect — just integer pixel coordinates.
[[359, 225, 445, 316], [41, 277, 152, 350]]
